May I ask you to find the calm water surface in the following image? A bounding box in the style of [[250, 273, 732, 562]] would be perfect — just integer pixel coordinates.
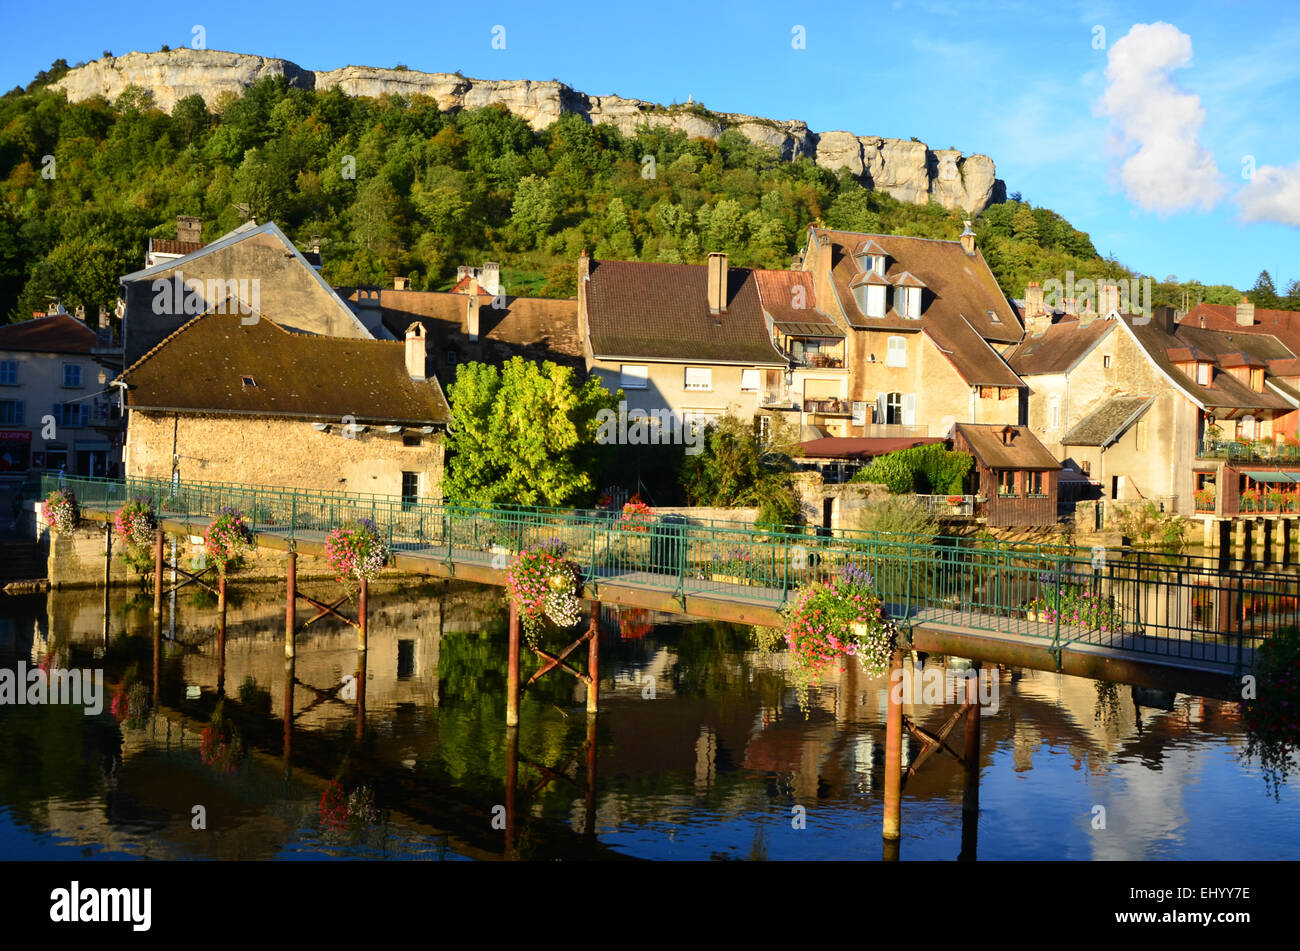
[[1, 578, 1296, 861]]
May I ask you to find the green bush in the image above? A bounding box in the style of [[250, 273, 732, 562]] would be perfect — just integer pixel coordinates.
[[852, 444, 973, 494]]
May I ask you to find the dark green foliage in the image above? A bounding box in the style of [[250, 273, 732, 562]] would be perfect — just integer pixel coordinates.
[[851, 444, 973, 494], [681, 413, 802, 528]]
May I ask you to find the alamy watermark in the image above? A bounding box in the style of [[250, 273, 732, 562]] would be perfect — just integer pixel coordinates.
[[595, 401, 706, 455], [0, 661, 104, 715], [890, 663, 999, 714], [151, 270, 261, 324], [1042, 272, 1152, 321]]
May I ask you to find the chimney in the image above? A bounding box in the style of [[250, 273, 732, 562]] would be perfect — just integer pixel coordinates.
[[1064, 297, 1078, 317], [176, 215, 202, 244], [1153, 305, 1177, 334], [405, 323, 427, 381], [1237, 295, 1255, 327], [1098, 282, 1121, 315], [707, 252, 728, 315], [394, 276, 411, 291], [467, 294, 480, 342], [480, 262, 501, 297], [1024, 281, 1044, 317], [577, 250, 590, 346], [959, 219, 976, 255]]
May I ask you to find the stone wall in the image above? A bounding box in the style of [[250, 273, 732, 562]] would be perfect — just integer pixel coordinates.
[[51, 49, 999, 213], [124, 410, 444, 500]]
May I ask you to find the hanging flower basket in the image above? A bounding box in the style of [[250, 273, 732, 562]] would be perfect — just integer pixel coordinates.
[[619, 496, 654, 533], [114, 496, 158, 549], [780, 562, 898, 707], [204, 506, 255, 573], [506, 538, 583, 648], [324, 518, 390, 584], [45, 487, 79, 534]]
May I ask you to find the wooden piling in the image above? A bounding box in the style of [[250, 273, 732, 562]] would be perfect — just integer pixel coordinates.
[[358, 577, 368, 653], [153, 530, 164, 615], [152, 614, 161, 703], [216, 571, 227, 697], [506, 602, 520, 727], [285, 550, 296, 661], [883, 648, 904, 843], [587, 600, 600, 715], [959, 666, 981, 861], [584, 712, 598, 837], [355, 647, 367, 743], [504, 725, 519, 859]]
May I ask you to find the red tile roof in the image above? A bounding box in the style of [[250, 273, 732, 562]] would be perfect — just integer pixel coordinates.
[[149, 238, 205, 256], [1181, 303, 1300, 352], [800, 436, 944, 459], [0, 314, 97, 354]]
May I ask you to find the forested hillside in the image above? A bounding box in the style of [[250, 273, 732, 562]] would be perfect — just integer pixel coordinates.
[[0, 63, 1272, 322]]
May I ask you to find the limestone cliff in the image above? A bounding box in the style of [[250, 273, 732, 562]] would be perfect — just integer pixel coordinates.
[[51, 49, 1001, 213]]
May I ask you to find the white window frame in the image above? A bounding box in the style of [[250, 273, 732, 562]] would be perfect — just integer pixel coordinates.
[[619, 364, 648, 389], [0, 360, 16, 385], [885, 336, 907, 368], [684, 366, 712, 391], [740, 368, 759, 392], [1196, 363, 1210, 385], [866, 283, 887, 318]]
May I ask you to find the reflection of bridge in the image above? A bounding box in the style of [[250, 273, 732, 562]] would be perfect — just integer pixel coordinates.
[[47, 475, 1287, 699]]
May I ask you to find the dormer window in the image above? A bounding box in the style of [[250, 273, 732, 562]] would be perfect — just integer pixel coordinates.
[[1196, 363, 1211, 386], [893, 285, 922, 319], [1251, 367, 1264, 392]]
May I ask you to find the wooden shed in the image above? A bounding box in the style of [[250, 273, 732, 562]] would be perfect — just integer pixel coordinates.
[[952, 423, 1061, 528]]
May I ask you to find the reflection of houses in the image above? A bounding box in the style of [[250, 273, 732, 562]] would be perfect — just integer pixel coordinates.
[[580, 252, 787, 428], [117, 311, 450, 498], [0, 313, 123, 478], [339, 265, 582, 388], [792, 225, 1025, 437], [1009, 299, 1300, 515], [951, 423, 1060, 527]]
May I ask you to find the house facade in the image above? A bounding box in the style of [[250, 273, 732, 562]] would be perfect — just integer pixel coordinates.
[[0, 314, 122, 479], [118, 312, 450, 499]]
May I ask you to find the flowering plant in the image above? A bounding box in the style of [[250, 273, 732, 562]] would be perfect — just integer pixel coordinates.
[[506, 538, 583, 648], [1193, 488, 1216, 511], [619, 608, 654, 640], [205, 506, 255, 572], [319, 781, 381, 839], [946, 495, 964, 506], [324, 518, 390, 584], [1030, 572, 1122, 633], [111, 679, 151, 729], [780, 562, 897, 707], [619, 495, 654, 533], [45, 487, 78, 533], [711, 546, 756, 583], [114, 496, 158, 549], [200, 701, 245, 774]]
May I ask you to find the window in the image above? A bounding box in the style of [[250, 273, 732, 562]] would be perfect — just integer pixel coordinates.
[[446, 349, 458, 366], [1196, 363, 1211, 385], [619, 364, 648, 389], [0, 360, 15, 385], [886, 336, 907, 367], [887, 392, 903, 425], [62, 364, 82, 387], [1048, 396, 1060, 430], [401, 471, 420, 510], [979, 386, 995, 400], [684, 367, 712, 391], [987, 309, 1001, 324], [1081, 460, 1092, 476], [893, 286, 921, 319], [0, 399, 23, 424], [740, 368, 759, 392], [402, 434, 422, 447], [1103, 355, 1112, 369], [1028, 471, 1044, 496], [55, 402, 90, 428], [241, 375, 256, 387], [999, 470, 1017, 496], [864, 283, 887, 318], [1251, 368, 1264, 392]]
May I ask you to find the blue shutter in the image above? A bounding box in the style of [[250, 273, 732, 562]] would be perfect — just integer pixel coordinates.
[[80, 403, 91, 427]]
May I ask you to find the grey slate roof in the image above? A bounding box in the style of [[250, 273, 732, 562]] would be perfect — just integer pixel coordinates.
[[1061, 396, 1156, 447]]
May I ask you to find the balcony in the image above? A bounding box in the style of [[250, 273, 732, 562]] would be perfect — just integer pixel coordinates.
[[1198, 437, 1300, 463], [917, 494, 978, 517], [760, 392, 795, 409], [804, 398, 853, 416], [792, 354, 845, 369]]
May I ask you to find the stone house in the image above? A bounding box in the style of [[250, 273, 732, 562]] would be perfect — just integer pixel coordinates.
[[117, 311, 450, 499], [579, 252, 788, 432], [0, 314, 122, 479], [119, 219, 375, 367], [791, 225, 1026, 439]]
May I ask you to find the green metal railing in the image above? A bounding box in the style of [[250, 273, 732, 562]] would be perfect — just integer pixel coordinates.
[[42, 474, 1291, 666]]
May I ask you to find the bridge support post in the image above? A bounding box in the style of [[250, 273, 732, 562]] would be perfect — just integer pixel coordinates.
[[587, 600, 600, 715], [217, 571, 227, 697], [355, 644, 367, 743], [285, 550, 296, 662], [358, 578, 368, 654], [102, 524, 111, 644], [1233, 519, 1245, 552], [152, 614, 161, 704], [506, 602, 520, 727], [883, 648, 904, 849], [283, 653, 294, 768], [959, 665, 981, 861], [153, 530, 164, 615], [585, 712, 598, 837], [504, 724, 519, 859]]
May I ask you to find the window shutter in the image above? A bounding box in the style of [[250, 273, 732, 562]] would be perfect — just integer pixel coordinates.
[[53, 403, 61, 427], [903, 393, 916, 426], [740, 368, 759, 391], [876, 392, 887, 423], [80, 403, 91, 426]]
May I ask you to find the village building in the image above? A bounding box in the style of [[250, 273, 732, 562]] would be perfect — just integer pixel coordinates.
[[117, 311, 450, 500], [119, 219, 375, 366], [951, 423, 1060, 528], [579, 252, 788, 432], [339, 264, 582, 387], [0, 313, 123, 479], [792, 224, 1026, 439]]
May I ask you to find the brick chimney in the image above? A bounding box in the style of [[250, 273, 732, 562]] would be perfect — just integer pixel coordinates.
[[1098, 282, 1121, 315], [1023, 282, 1052, 335], [480, 262, 501, 297], [176, 215, 201, 244], [707, 252, 728, 315], [405, 322, 427, 381], [467, 294, 480, 342], [577, 250, 590, 345], [959, 219, 976, 255], [394, 276, 411, 291], [1237, 295, 1256, 327]]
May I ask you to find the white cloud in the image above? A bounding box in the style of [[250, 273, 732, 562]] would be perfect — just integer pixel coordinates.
[[1096, 22, 1225, 214], [1237, 160, 1300, 227]]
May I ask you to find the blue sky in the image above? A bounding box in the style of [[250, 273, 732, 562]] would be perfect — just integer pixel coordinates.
[[3, 0, 1298, 291]]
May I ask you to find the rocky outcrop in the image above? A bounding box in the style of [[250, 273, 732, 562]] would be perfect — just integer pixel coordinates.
[[51, 49, 1001, 212]]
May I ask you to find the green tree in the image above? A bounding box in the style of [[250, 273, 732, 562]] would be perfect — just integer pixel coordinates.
[[444, 358, 617, 506], [680, 413, 802, 527], [1249, 270, 1281, 309]]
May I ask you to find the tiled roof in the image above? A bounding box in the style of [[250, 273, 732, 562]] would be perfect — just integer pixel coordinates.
[[1268, 357, 1300, 376], [955, 423, 1060, 470], [1217, 351, 1267, 369], [119, 310, 450, 424], [1173, 324, 1293, 363], [149, 238, 205, 256], [1166, 345, 1216, 364], [800, 436, 944, 459], [585, 259, 786, 365], [1007, 317, 1115, 376], [0, 314, 97, 354], [1181, 302, 1300, 350], [1123, 316, 1291, 411], [1061, 396, 1156, 447]]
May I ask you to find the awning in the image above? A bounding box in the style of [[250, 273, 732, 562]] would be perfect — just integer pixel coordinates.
[[1242, 470, 1300, 483]]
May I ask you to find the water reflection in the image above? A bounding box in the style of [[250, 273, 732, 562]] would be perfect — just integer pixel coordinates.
[[0, 580, 1297, 861]]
